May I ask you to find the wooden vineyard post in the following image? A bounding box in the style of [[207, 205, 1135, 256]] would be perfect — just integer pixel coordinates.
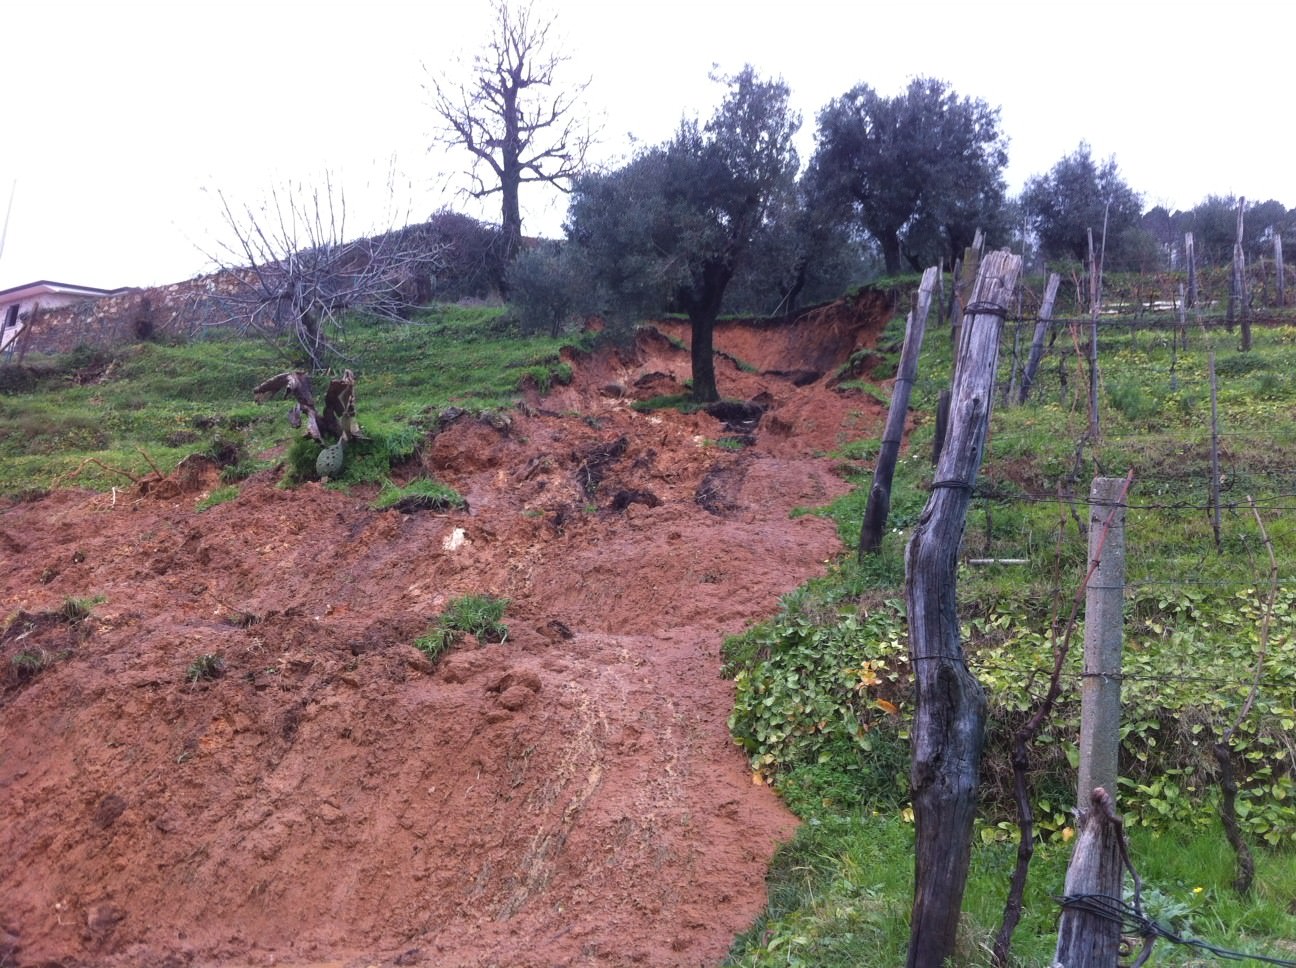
[[1018, 271, 1060, 404], [1276, 233, 1285, 308], [1076, 476, 1128, 806], [1235, 198, 1252, 351], [938, 256, 947, 325], [1087, 229, 1101, 441], [859, 267, 938, 557], [1054, 789, 1129, 967], [931, 389, 951, 466], [1005, 288, 1023, 403], [945, 257, 961, 331], [949, 229, 984, 352], [1057, 477, 1129, 968], [1185, 231, 1198, 309], [905, 249, 1021, 968], [1209, 352, 1223, 550]]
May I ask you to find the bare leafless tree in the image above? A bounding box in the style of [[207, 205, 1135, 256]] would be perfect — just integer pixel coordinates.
[[427, 0, 594, 272], [204, 171, 445, 369]]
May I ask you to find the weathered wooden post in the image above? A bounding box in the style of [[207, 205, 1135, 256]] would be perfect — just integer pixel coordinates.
[[1056, 475, 1129, 968], [1018, 272, 1060, 404], [949, 230, 984, 351], [1275, 233, 1285, 308], [1185, 231, 1198, 309], [931, 389, 951, 466], [945, 256, 962, 331], [905, 248, 1021, 968], [860, 267, 938, 557], [1209, 352, 1223, 550], [1055, 789, 1128, 967], [1236, 198, 1252, 351], [1087, 230, 1101, 441], [1005, 288, 1024, 402], [1076, 477, 1128, 803]]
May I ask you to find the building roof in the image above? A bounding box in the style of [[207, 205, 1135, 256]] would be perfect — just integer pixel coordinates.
[[0, 280, 130, 302]]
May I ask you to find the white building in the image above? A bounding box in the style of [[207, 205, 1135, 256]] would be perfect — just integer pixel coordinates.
[[0, 280, 124, 352]]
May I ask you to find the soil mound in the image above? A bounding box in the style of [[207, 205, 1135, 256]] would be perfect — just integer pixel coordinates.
[[0, 293, 892, 968]]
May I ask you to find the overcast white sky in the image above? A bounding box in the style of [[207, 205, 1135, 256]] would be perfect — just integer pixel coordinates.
[[1, 0, 1291, 292]]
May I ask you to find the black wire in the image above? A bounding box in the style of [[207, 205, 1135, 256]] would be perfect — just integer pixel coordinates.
[[1057, 893, 1296, 966]]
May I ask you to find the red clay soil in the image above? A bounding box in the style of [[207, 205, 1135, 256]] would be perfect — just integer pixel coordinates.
[[0, 291, 893, 968]]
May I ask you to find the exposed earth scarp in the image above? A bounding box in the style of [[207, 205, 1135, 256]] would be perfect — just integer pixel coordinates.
[[0, 291, 893, 968]]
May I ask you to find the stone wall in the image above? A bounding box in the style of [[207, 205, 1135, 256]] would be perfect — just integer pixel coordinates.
[[10, 271, 243, 357], [5, 217, 491, 360]]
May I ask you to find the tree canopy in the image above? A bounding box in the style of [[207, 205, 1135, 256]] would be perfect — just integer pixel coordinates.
[[807, 78, 1008, 274], [1021, 142, 1143, 267], [566, 66, 800, 402]]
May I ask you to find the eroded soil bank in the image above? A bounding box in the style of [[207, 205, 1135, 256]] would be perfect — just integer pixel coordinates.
[[0, 292, 892, 968]]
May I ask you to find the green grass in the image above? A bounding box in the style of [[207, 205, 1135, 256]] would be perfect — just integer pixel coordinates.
[[0, 307, 578, 496], [10, 647, 55, 678], [185, 653, 226, 683], [727, 812, 1296, 967], [370, 477, 466, 512], [725, 292, 1296, 966], [630, 393, 705, 413], [414, 593, 510, 664], [195, 485, 239, 512], [57, 594, 104, 623]]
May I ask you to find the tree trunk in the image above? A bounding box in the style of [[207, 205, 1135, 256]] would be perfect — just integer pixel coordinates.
[[1018, 272, 1060, 404], [905, 249, 1021, 968], [881, 229, 904, 276], [860, 267, 938, 557], [499, 83, 524, 274], [685, 261, 733, 404], [688, 311, 719, 403], [1213, 740, 1256, 894], [500, 174, 523, 283]]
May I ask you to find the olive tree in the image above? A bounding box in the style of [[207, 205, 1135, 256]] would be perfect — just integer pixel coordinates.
[[807, 77, 1008, 274], [1021, 142, 1144, 267], [566, 67, 800, 402]]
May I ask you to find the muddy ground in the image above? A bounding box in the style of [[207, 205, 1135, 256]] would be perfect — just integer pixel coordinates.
[[0, 290, 894, 968]]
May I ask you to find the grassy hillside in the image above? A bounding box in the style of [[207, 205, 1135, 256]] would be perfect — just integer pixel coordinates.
[[0, 306, 577, 497]]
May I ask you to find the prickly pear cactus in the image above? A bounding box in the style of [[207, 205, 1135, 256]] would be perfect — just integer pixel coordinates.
[[315, 440, 346, 478]]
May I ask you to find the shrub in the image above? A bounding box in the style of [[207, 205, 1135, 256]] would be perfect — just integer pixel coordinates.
[[425, 208, 505, 300], [507, 242, 595, 337], [727, 602, 909, 791]]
